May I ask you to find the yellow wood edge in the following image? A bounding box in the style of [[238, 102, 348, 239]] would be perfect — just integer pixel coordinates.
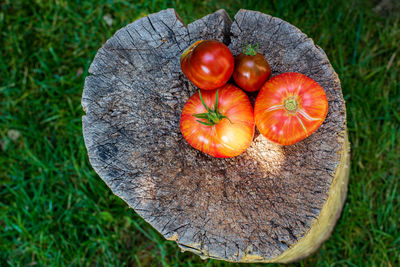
[[241, 131, 350, 263], [271, 131, 350, 263]]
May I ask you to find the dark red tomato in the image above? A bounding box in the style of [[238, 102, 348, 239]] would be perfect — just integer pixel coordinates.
[[180, 40, 234, 90], [180, 84, 255, 158], [233, 44, 271, 92]]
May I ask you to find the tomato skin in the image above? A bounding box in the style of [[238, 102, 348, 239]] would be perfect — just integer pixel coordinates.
[[254, 72, 328, 145], [233, 53, 271, 92], [180, 40, 234, 90], [180, 84, 255, 158]]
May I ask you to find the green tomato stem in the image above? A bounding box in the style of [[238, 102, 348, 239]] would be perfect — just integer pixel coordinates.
[[194, 89, 229, 126], [242, 42, 259, 56]]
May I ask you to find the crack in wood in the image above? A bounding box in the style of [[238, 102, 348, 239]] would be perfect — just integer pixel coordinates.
[[82, 8, 347, 263]]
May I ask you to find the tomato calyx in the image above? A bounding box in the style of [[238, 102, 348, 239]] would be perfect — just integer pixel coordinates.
[[192, 90, 230, 126], [284, 97, 299, 113], [241, 42, 259, 56]]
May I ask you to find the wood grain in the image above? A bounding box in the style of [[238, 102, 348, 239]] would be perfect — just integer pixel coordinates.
[[82, 9, 349, 262]]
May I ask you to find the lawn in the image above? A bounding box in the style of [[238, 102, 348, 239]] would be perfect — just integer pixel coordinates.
[[1, 0, 399, 266]]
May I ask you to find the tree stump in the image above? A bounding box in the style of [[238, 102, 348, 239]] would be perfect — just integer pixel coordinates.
[[82, 9, 350, 263]]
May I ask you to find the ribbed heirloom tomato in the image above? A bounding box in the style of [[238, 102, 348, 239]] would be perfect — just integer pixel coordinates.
[[180, 40, 234, 90], [254, 72, 328, 145], [180, 84, 255, 158]]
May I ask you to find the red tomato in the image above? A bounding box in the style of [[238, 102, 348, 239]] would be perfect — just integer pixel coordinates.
[[180, 40, 234, 90], [233, 44, 271, 92], [180, 84, 255, 158], [254, 72, 328, 145]]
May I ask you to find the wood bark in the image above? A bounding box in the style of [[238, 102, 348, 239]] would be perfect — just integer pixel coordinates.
[[82, 9, 350, 263]]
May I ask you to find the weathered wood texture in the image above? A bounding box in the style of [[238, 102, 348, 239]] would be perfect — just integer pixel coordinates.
[[82, 9, 349, 263]]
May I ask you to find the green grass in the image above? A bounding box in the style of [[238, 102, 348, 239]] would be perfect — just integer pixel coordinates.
[[1, 0, 399, 266]]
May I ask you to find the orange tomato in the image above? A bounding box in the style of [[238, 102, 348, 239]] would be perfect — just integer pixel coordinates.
[[254, 72, 328, 145], [180, 84, 255, 158]]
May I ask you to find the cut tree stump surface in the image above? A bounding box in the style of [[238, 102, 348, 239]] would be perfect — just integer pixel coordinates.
[[82, 9, 349, 263]]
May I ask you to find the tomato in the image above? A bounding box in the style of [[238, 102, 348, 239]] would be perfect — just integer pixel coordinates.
[[180, 84, 255, 158], [233, 43, 271, 92], [180, 40, 234, 90], [254, 72, 328, 145]]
